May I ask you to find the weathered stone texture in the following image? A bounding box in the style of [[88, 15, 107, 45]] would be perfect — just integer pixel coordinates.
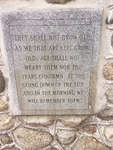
[[104, 126, 113, 142], [0, 0, 112, 150], [1, 8, 102, 115], [0, 99, 8, 111], [72, 136, 110, 150], [19, 116, 54, 127], [79, 125, 97, 134], [58, 116, 88, 128], [98, 107, 113, 119], [103, 62, 113, 80], [105, 88, 113, 103], [2, 146, 20, 150], [13, 127, 53, 150], [0, 134, 13, 145], [56, 128, 76, 145], [0, 114, 14, 131]]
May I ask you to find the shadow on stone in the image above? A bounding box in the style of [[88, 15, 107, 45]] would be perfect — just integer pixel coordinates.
[[46, 0, 72, 4], [0, 71, 5, 93]]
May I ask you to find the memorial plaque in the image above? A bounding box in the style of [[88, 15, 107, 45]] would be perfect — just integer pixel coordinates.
[[1, 8, 103, 115]]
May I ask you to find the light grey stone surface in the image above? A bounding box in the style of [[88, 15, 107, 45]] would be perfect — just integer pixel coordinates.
[[1, 8, 103, 115]]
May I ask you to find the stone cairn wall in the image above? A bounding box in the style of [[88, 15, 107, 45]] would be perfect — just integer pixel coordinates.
[[1, 0, 113, 150]]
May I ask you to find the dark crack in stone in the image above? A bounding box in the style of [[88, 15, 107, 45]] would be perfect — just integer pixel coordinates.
[[0, 71, 5, 93], [46, 0, 72, 4]]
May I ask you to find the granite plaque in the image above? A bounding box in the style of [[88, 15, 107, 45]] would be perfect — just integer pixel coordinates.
[[1, 8, 103, 115]]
